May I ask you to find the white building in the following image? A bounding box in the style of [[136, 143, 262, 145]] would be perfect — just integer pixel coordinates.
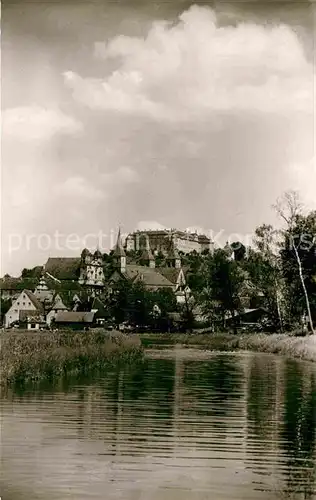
[[5, 289, 44, 329], [125, 229, 212, 255]]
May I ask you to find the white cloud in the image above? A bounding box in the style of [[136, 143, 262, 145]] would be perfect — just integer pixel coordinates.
[[64, 6, 313, 121], [136, 220, 167, 231], [57, 176, 103, 200], [56, 167, 139, 202], [2, 106, 82, 141]]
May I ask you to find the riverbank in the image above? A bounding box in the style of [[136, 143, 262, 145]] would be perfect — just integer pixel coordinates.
[[139, 332, 316, 363], [0, 329, 143, 386]]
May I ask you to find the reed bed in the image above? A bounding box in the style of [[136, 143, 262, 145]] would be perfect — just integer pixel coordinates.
[[0, 329, 143, 386], [139, 332, 316, 363]]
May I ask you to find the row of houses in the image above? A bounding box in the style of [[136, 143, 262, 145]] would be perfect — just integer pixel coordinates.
[[3, 281, 108, 330], [2, 230, 193, 330]]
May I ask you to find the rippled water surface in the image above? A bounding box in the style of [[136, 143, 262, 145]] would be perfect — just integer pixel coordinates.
[[1, 349, 316, 500]]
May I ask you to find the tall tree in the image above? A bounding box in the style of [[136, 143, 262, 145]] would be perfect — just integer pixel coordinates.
[[274, 191, 315, 334], [198, 248, 245, 333], [247, 224, 284, 331]]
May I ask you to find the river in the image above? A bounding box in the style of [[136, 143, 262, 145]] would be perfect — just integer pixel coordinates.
[[1, 348, 316, 500]]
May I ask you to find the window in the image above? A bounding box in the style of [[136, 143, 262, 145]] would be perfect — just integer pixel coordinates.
[[17, 302, 20, 305], [23, 302, 25, 306], [30, 323, 36, 329], [28, 302, 31, 306]]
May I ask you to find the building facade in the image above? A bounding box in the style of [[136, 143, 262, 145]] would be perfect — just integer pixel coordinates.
[[5, 290, 44, 328], [125, 229, 212, 255]]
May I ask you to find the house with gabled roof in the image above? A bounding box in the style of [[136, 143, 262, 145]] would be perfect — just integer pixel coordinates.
[[46, 292, 70, 326], [5, 289, 45, 329]]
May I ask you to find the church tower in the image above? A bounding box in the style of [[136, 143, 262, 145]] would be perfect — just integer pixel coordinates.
[[113, 228, 126, 273], [140, 243, 155, 268], [167, 241, 181, 269]]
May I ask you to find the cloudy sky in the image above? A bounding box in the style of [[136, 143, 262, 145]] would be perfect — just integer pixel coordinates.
[[2, 0, 315, 275]]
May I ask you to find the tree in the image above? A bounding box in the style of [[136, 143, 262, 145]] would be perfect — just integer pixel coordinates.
[[274, 191, 315, 334], [247, 224, 284, 331], [198, 248, 245, 333], [0, 298, 12, 324]]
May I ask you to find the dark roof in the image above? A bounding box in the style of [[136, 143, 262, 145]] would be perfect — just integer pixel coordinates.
[[124, 265, 174, 288], [24, 290, 45, 313], [81, 248, 92, 258], [55, 311, 95, 323], [0, 277, 38, 291], [91, 297, 108, 318], [44, 257, 81, 280], [57, 290, 80, 308], [0, 277, 21, 290], [158, 268, 183, 285], [19, 310, 44, 322]]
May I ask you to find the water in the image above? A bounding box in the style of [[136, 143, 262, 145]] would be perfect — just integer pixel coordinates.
[[1, 348, 316, 500]]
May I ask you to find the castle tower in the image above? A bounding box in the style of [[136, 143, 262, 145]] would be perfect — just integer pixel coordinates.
[[113, 228, 126, 273]]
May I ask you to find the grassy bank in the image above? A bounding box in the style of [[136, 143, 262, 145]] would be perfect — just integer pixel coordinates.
[[0, 329, 143, 386], [139, 332, 316, 363]]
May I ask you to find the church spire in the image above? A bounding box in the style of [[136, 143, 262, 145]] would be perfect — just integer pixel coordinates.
[[140, 242, 155, 268], [167, 239, 181, 268], [113, 227, 126, 272]]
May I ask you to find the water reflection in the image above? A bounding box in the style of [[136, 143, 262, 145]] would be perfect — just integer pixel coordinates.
[[1, 350, 315, 500]]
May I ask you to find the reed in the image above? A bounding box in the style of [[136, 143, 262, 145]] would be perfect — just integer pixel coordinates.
[[139, 332, 316, 362], [0, 329, 143, 386]]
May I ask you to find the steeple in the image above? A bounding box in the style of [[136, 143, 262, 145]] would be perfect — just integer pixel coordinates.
[[167, 241, 181, 268], [36, 274, 49, 292], [113, 227, 126, 273], [140, 245, 155, 268]]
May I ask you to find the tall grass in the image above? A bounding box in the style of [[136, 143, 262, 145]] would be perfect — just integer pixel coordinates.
[[139, 332, 316, 362], [0, 329, 143, 386]]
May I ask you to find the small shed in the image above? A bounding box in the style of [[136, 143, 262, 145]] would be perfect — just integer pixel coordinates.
[[19, 310, 45, 331], [54, 311, 95, 330]]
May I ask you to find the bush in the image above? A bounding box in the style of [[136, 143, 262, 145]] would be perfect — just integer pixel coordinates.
[[0, 329, 142, 386]]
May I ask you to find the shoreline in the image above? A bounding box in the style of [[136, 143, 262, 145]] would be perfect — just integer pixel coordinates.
[[0, 329, 143, 388], [138, 332, 316, 363]]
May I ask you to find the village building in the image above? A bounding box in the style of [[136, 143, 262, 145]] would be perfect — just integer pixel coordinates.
[[125, 229, 212, 255], [53, 311, 96, 330], [43, 251, 105, 295], [46, 293, 70, 326], [5, 289, 45, 329], [78, 249, 105, 290], [19, 310, 46, 331]]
